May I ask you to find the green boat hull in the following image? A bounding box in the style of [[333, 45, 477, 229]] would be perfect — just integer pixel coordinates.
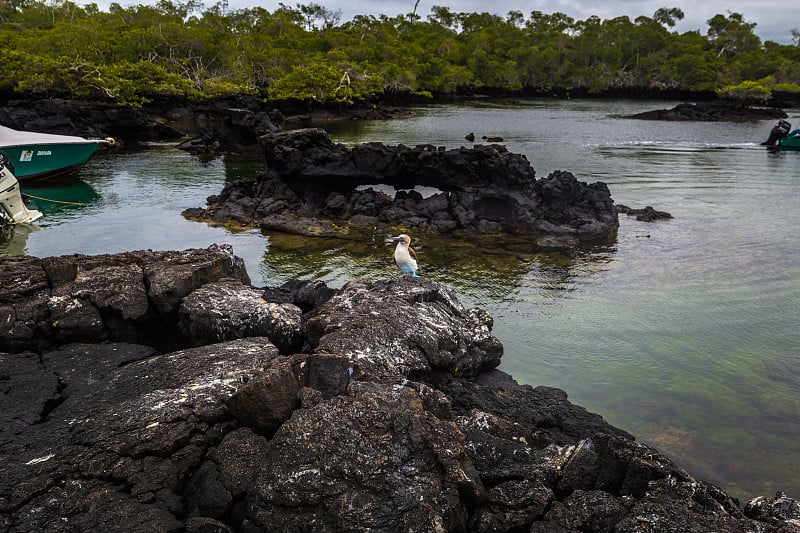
[[1, 142, 100, 180], [778, 131, 800, 150]]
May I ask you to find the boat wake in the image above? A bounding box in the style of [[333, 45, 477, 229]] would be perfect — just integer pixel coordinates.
[[596, 140, 764, 153]]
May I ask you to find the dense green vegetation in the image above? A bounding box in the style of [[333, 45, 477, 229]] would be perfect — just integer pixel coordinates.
[[2, 0, 799, 106]]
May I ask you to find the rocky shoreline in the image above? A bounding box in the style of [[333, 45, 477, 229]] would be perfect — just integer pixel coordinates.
[[0, 97, 406, 146], [3, 97, 799, 530], [626, 101, 788, 121], [2, 246, 800, 532], [0, 97, 788, 147]]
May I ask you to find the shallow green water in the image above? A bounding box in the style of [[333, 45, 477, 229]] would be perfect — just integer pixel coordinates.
[[3, 99, 799, 500]]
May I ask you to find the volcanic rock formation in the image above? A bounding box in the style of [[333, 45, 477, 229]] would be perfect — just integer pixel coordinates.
[[185, 128, 618, 248], [2, 249, 799, 532]]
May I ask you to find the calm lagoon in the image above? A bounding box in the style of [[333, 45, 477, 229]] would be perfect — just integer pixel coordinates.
[[4, 99, 799, 500]]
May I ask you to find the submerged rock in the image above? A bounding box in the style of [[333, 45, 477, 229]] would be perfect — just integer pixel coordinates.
[[1, 249, 799, 532], [617, 204, 673, 222], [186, 128, 618, 248]]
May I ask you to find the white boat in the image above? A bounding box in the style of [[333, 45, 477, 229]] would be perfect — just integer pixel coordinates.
[[0, 125, 112, 180]]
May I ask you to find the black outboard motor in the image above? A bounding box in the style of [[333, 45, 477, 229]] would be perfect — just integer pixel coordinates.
[[762, 119, 792, 146]]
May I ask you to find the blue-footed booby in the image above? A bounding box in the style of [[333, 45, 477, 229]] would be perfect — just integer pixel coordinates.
[[386, 234, 419, 277]]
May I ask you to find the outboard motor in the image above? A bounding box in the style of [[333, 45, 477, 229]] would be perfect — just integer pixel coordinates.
[[0, 150, 14, 174], [762, 119, 792, 146], [0, 151, 43, 225]]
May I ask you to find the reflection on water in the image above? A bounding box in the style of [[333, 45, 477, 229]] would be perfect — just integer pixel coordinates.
[[10, 145, 270, 269], [1, 178, 99, 255], [259, 231, 585, 305], [22, 178, 101, 217], [0, 223, 41, 256], [1, 99, 799, 501]]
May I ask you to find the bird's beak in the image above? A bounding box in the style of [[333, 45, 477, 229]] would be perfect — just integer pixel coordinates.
[[385, 236, 402, 244]]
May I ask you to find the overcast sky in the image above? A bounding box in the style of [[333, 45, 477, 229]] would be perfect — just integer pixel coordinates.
[[86, 0, 800, 44]]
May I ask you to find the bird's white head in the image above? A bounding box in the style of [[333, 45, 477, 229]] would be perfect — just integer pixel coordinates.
[[386, 234, 411, 246]]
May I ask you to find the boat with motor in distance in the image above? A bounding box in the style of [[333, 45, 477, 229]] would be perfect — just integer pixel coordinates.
[[762, 119, 800, 150], [778, 130, 800, 150], [0, 125, 112, 180]]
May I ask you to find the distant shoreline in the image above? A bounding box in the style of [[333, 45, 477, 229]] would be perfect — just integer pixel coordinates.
[[2, 89, 798, 146]]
